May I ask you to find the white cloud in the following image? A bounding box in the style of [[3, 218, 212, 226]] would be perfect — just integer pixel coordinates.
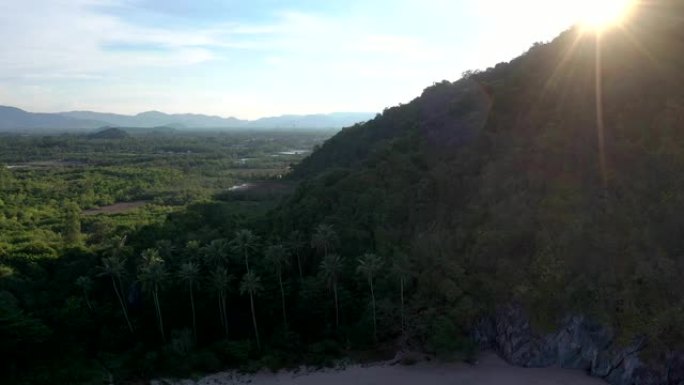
[[0, 0, 581, 117], [0, 0, 264, 80]]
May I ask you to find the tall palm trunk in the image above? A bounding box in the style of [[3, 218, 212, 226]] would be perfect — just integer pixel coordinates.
[[244, 251, 250, 273], [333, 281, 339, 330], [369, 276, 377, 341], [82, 287, 93, 311], [189, 284, 197, 339], [217, 291, 226, 335], [278, 273, 287, 328], [249, 291, 260, 350], [111, 276, 133, 333], [400, 277, 405, 333], [296, 250, 303, 279], [217, 290, 229, 337], [153, 286, 165, 341], [221, 291, 228, 336]]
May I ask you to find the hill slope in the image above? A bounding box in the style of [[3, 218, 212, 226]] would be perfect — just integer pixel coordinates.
[[87, 127, 130, 139], [275, 0, 684, 359]]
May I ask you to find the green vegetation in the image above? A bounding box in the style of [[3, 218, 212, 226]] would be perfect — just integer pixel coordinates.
[[0, 130, 338, 383], [3, 1, 684, 383]]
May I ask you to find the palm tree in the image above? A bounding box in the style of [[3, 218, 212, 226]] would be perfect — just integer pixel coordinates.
[[138, 248, 168, 341], [319, 253, 343, 330], [99, 255, 134, 333], [265, 244, 290, 328], [178, 261, 200, 339], [391, 252, 412, 333], [209, 267, 232, 336], [357, 253, 383, 341], [287, 230, 306, 279], [311, 224, 337, 257], [185, 240, 201, 254], [156, 239, 176, 262], [231, 229, 259, 273], [75, 275, 94, 311], [240, 272, 263, 350], [202, 239, 229, 268]]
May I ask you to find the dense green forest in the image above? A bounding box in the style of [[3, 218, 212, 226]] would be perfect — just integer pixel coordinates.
[[0, 130, 337, 383], [3, 1, 684, 384]]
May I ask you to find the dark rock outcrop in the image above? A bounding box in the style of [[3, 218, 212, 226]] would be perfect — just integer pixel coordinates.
[[473, 304, 684, 385]]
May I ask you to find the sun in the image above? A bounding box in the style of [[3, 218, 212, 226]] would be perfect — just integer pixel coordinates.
[[577, 0, 636, 30]]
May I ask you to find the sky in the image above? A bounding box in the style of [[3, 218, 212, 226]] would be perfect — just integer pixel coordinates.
[[0, 0, 592, 119]]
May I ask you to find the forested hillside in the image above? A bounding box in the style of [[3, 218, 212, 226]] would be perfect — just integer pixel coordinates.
[[279, 0, 684, 361], [2, 1, 684, 384]]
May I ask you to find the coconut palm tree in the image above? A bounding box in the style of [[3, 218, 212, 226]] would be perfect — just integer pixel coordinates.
[[231, 229, 259, 273], [156, 239, 176, 262], [138, 248, 167, 341], [391, 252, 412, 333], [311, 224, 337, 257], [357, 253, 383, 341], [185, 240, 201, 254], [202, 239, 229, 268], [265, 244, 290, 328], [240, 271, 263, 350], [209, 267, 232, 336], [319, 253, 343, 330], [99, 254, 133, 333], [75, 275, 94, 311], [178, 261, 200, 339], [287, 230, 306, 279]]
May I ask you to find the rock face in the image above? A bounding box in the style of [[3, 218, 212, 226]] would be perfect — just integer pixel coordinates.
[[473, 304, 684, 385]]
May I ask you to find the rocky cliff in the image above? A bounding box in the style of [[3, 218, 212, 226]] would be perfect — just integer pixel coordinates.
[[474, 305, 684, 385]]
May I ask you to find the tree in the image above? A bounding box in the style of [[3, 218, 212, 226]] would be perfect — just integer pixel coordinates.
[[75, 275, 94, 311], [240, 271, 263, 350], [357, 253, 383, 341], [319, 253, 343, 330], [99, 255, 133, 333], [391, 252, 412, 333], [202, 239, 229, 268], [265, 244, 290, 328], [138, 248, 167, 341], [63, 202, 81, 246], [209, 267, 232, 337], [156, 240, 176, 263], [231, 229, 259, 273], [287, 230, 306, 279], [178, 261, 200, 339], [311, 224, 337, 257]]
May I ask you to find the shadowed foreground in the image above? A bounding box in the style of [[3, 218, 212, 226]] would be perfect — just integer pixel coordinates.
[[154, 352, 607, 385]]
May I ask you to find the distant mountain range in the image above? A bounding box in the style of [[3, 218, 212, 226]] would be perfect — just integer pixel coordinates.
[[0, 106, 375, 132]]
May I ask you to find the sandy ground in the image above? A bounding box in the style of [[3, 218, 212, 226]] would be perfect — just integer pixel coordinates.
[[82, 201, 148, 215], [153, 352, 606, 385]]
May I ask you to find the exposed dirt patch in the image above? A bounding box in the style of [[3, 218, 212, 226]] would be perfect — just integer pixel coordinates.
[[82, 201, 149, 215]]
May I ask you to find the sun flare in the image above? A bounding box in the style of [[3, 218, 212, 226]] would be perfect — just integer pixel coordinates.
[[577, 0, 636, 30]]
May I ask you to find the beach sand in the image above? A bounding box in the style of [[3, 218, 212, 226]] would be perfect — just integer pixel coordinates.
[[153, 351, 606, 385]]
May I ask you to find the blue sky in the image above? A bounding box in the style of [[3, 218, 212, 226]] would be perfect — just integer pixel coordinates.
[[0, 0, 587, 119]]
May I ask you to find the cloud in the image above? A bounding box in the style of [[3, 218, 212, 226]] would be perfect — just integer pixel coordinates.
[[0, 0, 270, 80], [0, 0, 576, 118]]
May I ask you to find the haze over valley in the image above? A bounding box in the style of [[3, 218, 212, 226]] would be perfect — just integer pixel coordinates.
[[0, 105, 374, 131], [3, 1, 684, 385]]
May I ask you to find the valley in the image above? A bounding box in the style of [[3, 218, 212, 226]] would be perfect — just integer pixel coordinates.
[[2, 1, 684, 385]]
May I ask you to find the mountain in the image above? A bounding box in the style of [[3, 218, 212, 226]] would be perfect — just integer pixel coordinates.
[[269, 1, 684, 379], [87, 127, 130, 139], [0, 107, 374, 132], [0, 106, 105, 132], [246, 112, 378, 129], [59, 110, 245, 129]]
